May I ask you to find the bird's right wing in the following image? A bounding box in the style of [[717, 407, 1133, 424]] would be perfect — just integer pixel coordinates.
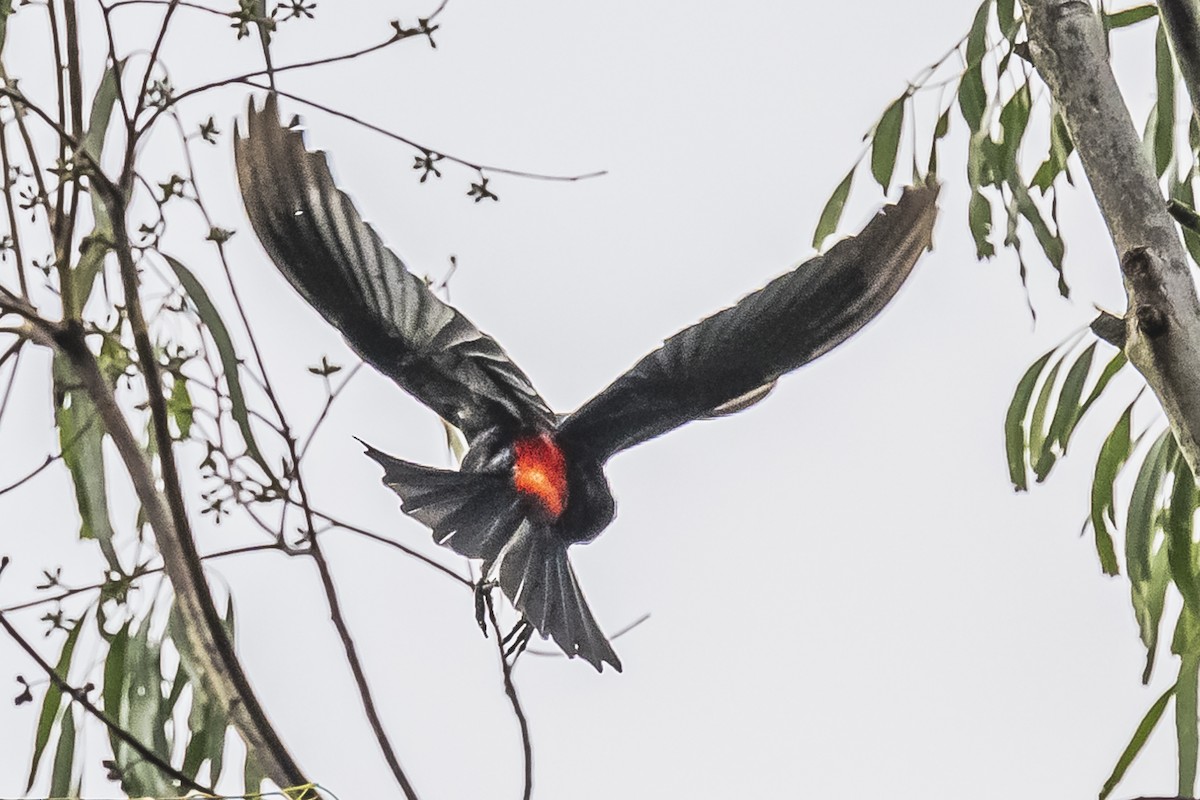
[[557, 183, 938, 461], [235, 95, 555, 443]]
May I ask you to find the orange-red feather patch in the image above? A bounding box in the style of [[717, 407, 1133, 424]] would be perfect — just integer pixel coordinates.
[[513, 433, 568, 518]]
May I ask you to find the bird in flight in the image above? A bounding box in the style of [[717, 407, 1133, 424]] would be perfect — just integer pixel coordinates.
[[236, 95, 938, 673]]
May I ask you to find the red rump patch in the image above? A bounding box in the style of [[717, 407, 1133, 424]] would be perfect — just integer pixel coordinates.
[[513, 433, 568, 518]]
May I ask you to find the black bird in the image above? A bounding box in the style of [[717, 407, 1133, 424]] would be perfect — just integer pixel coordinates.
[[235, 95, 938, 672]]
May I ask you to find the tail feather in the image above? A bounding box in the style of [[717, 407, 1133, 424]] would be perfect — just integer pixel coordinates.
[[363, 442, 622, 671], [496, 523, 621, 672]]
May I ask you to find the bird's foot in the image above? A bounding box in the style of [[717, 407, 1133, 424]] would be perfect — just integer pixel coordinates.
[[502, 618, 533, 662], [473, 579, 498, 636]]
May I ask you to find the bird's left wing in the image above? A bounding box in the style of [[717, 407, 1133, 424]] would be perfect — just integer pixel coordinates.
[[557, 183, 939, 461], [235, 95, 555, 443]]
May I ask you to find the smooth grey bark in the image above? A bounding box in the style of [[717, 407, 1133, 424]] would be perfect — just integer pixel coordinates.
[[1021, 0, 1200, 476]]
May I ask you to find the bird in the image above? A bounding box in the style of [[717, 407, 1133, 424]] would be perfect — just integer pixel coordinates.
[[235, 94, 938, 673]]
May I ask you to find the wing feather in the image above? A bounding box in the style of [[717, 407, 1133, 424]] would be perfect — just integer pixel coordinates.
[[558, 183, 939, 459], [235, 95, 554, 442]]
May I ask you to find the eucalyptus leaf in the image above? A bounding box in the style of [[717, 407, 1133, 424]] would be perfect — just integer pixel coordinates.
[[1100, 681, 1176, 799], [48, 704, 77, 800], [163, 254, 274, 480], [1154, 22, 1177, 179], [1088, 400, 1134, 575], [1179, 648, 1200, 796], [52, 355, 121, 572], [1167, 455, 1200, 611], [1105, 3, 1158, 29], [871, 95, 905, 192], [26, 617, 82, 792], [1005, 348, 1054, 491], [1028, 353, 1065, 474], [812, 169, 854, 250]]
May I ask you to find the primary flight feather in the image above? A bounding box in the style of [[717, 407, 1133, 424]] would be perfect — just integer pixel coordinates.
[[235, 95, 938, 672]]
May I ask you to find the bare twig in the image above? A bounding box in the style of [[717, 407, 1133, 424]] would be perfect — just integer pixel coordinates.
[[0, 452, 63, 498], [0, 120, 30, 297], [239, 83, 607, 183], [309, 508, 471, 587], [484, 592, 532, 800], [307, 537, 421, 799], [1, 543, 286, 613]]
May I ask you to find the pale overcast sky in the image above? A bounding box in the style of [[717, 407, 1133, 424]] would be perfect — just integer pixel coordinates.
[[0, 1, 1182, 798]]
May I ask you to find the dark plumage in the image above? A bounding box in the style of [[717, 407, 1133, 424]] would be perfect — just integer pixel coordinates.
[[235, 95, 939, 672]]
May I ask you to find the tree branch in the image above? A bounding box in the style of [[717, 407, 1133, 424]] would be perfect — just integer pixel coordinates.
[[1022, 0, 1200, 476], [307, 538, 421, 799], [46, 316, 321, 795]]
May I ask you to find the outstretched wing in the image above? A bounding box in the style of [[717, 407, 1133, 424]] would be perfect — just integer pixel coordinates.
[[235, 95, 555, 443], [557, 183, 938, 460]]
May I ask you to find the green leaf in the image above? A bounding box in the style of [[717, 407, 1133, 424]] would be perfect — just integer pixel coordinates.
[[1005, 348, 1054, 491], [168, 373, 194, 439], [812, 169, 854, 250], [1105, 4, 1158, 30], [1154, 22, 1177, 179], [113, 617, 174, 797], [966, 0, 991, 66], [959, 65, 988, 133], [244, 750, 266, 797], [1027, 353, 1065, 474], [1032, 110, 1075, 192], [102, 619, 130, 722], [871, 95, 905, 192], [49, 704, 77, 800], [26, 617, 82, 791], [80, 61, 122, 165], [1180, 647, 1200, 796], [997, 0, 1017, 39], [968, 190, 996, 259], [170, 600, 231, 784], [927, 106, 952, 177], [52, 355, 122, 572], [1076, 350, 1127, 427], [1036, 342, 1096, 479], [1089, 400, 1134, 575], [1128, 431, 1176, 681], [1168, 172, 1200, 267], [1128, 430, 1175, 582], [998, 82, 1031, 168], [1100, 681, 1176, 799], [1167, 455, 1200, 610], [163, 254, 273, 480], [75, 61, 125, 313], [1013, 182, 1068, 296]]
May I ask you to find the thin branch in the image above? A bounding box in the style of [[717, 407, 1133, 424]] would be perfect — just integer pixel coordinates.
[[307, 537, 420, 799], [297, 361, 364, 462], [239, 83, 607, 183], [0, 609, 216, 795], [0, 120, 30, 297], [106, 0, 226, 16], [309, 508, 471, 587], [133, 0, 180, 126], [485, 593, 532, 800], [0, 339, 23, 427], [1, 543, 286, 614], [0, 452, 62, 498]]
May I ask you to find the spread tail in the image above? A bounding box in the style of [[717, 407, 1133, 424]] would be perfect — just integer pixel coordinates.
[[362, 443, 622, 671]]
